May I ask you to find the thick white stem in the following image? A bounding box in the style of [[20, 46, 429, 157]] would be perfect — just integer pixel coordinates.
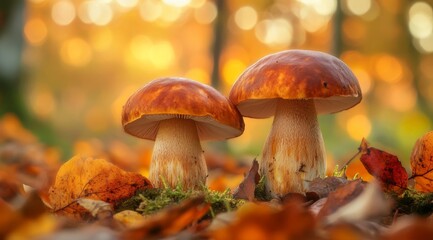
[[260, 99, 326, 197], [150, 118, 207, 189]]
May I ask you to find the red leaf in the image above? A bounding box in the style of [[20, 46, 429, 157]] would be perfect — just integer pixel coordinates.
[[359, 140, 408, 193]]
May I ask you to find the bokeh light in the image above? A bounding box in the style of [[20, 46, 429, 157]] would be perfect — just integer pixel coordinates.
[[163, 0, 191, 8], [374, 54, 403, 83], [408, 2, 433, 39], [11, 0, 433, 167], [60, 38, 93, 67], [346, 114, 372, 141], [234, 6, 258, 30], [255, 18, 293, 47], [346, 0, 371, 16], [24, 18, 48, 46], [78, 1, 113, 26], [139, 0, 163, 22], [194, 1, 217, 24], [116, 0, 139, 9], [51, 0, 76, 26]]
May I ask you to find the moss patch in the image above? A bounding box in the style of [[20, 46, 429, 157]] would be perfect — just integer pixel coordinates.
[[392, 190, 433, 216], [116, 185, 244, 218]]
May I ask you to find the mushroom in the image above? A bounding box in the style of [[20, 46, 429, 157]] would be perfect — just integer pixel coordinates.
[[229, 50, 362, 197], [122, 77, 244, 189]]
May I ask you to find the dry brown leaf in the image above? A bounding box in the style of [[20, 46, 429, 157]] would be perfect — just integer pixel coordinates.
[[317, 179, 365, 220], [306, 177, 348, 201], [0, 141, 60, 205], [122, 196, 210, 239], [77, 198, 113, 219], [232, 159, 259, 201], [410, 131, 433, 192], [49, 155, 152, 220], [325, 182, 390, 225]]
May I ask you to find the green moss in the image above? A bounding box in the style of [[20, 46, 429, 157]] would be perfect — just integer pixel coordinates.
[[392, 190, 433, 216], [115, 184, 244, 217], [254, 176, 271, 201]]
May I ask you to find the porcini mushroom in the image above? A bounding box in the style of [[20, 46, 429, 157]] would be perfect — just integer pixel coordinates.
[[122, 77, 244, 189], [229, 50, 362, 197]]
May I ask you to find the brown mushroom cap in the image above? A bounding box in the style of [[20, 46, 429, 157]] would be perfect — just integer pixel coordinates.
[[229, 50, 362, 118], [122, 77, 244, 141]]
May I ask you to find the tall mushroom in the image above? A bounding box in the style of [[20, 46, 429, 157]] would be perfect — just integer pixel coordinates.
[[229, 50, 362, 197], [122, 77, 244, 189]]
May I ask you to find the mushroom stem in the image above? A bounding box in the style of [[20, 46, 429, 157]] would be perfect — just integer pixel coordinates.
[[150, 118, 207, 189], [260, 99, 326, 197]]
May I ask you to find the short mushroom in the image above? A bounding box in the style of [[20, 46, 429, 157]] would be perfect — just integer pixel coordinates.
[[229, 50, 362, 197], [122, 77, 244, 189]]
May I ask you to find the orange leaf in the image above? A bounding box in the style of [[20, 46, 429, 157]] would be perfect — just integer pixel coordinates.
[[210, 201, 316, 240], [122, 196, 210, 239], [359, 140, 408, 193], [49, 155, 152, 220], [410, 131, 433, 192]]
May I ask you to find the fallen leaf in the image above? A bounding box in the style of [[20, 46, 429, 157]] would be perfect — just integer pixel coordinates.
[[49, 155, 152, 220], [325, 182, 390, 225], [0, 166, 23, 201], [382, 216, 433, 240], [77, 198, 113, 219], [232, 159, 259, 201], [0, 141, 60, 205], [210, 200, 317, 240], [326, 221, 384, 240], [122, 196, 210, 239], [1, 191, 54, 239], [6, 214, 58, 240], [113, 210, 146, 228], [0, 199, 20, 238], [40, 225, 118, 240], [317, 179, 365, 220], [306, 177, 348, 201], [410, 131, 433, 192], [360, 139, 408, 193]]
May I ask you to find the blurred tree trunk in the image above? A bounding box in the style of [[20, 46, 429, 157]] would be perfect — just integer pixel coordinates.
[[0, 0, 27, 119], [210, 0, 229, 153], [0, 1, 58, 151], [332, 0, 343, 57], [210, 0, 227, 91]]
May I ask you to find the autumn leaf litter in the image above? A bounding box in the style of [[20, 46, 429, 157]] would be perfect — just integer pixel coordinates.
[[3, 115, 433, 239]]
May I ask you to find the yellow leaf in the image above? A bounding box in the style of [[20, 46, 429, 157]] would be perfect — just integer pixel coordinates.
[[49, 155, 152, 220], [114, 210, 146, 228]]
